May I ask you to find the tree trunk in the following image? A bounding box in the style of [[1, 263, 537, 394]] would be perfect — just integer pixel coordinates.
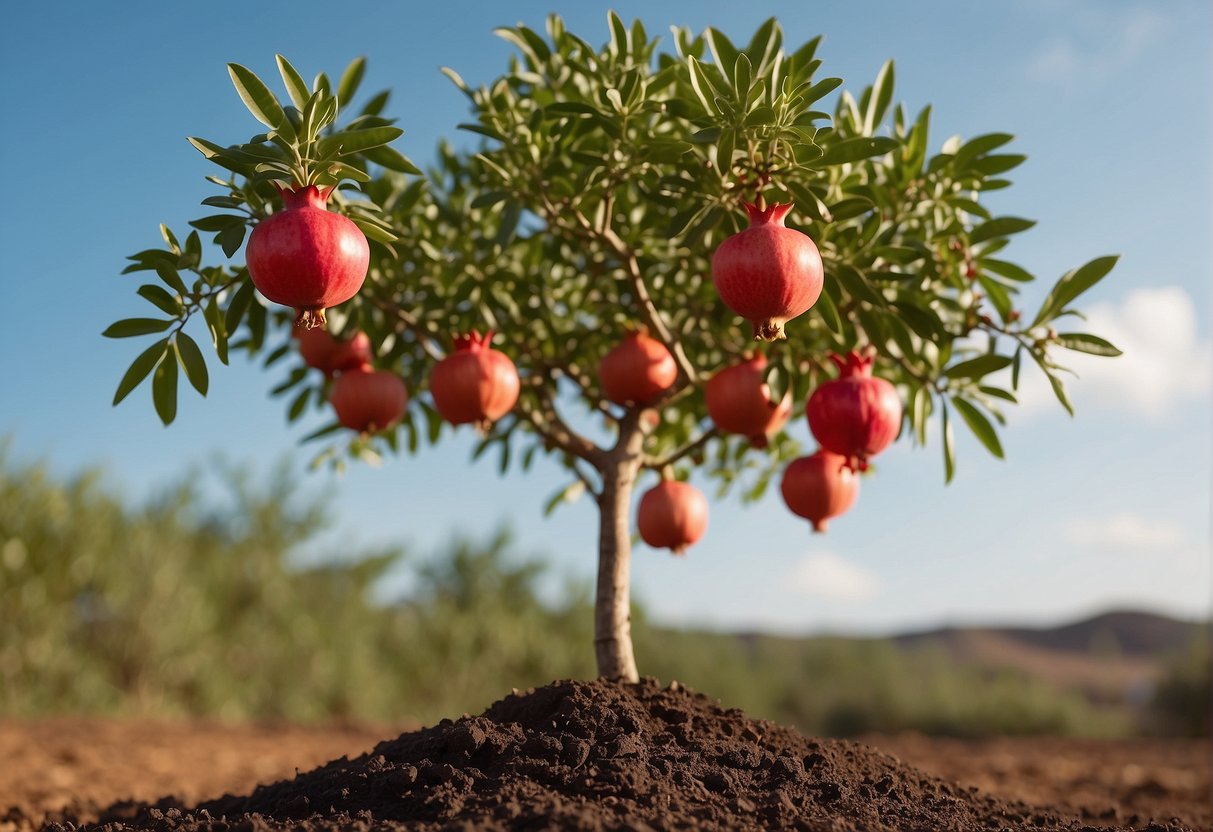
[[594, 419, 645, 682]]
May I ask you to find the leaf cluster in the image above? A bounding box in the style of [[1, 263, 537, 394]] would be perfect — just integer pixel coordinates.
[[109, 16, 1121, 496]]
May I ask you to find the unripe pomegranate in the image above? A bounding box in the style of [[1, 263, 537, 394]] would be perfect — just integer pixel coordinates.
[[293, 327, 373, 377], [807, 351, 902, 470], [246, 185, 370, 329], [330, 364, 407, 433], [711, 202, 824, 341], [705, 354, 792, 449], [598, 331, 678, 407], [780, 451, 859, 533], [430, 330, 520, 431], [637, 480, 709, 555]]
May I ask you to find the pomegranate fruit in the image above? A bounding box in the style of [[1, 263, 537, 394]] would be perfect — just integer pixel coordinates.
[[330, 364, 408, 433], [245, 185, 369, 329], [711, 202, 824, 341], [294, 327, 373, 377], [705, 354, 793, 449], [598, 331, 678, 407], [806, 350, 903, 470], [430, 330, 520, 430], [780, 450, 859, 533], [637, 480, 709, 555]]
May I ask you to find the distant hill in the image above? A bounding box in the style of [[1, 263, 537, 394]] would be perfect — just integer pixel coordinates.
[[894, 609, 1205, 657], [888, 609, 1207, 703]]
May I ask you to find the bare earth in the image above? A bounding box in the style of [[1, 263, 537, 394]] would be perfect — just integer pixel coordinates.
[[0, 717, 1207, 831]]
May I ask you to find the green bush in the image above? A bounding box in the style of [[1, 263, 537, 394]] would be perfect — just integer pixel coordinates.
[[1147, 629, 1211, 738]]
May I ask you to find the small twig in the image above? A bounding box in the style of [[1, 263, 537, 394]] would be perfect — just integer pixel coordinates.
[[644, 426, 719, 470]]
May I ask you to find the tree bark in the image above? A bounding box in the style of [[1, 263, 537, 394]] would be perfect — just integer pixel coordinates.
[[593, 416, 645, 682]]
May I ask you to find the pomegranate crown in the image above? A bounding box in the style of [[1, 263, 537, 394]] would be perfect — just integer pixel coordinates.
[[829, 350, 875, 378], [743, 202, 793, 227], [452, 330, 494, 353], [274, 183, 334, 209]]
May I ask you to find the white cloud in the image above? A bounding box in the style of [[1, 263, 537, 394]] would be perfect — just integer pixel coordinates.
[[1013, 285, 1212, 420], [787, 551, 880, 602], [1065, 512, 1188, 553], [1026, 6, 1170, 86]]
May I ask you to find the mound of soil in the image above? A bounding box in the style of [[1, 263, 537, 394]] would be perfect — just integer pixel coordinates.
[[53, 678, 1193, 832]]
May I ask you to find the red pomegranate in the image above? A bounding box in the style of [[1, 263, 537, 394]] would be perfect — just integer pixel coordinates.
[[598, 331, 678, 407], [806, 351, 902, 470], [705, 354, 793, 449], [711, 202, 824, 341], [330, 364, 408, 433], [246, 185, 370, 329], [294, 327, 373, 377], [780, 451, 859, 533], [430, 330, 520, 430], [637, 480, 709, 555]]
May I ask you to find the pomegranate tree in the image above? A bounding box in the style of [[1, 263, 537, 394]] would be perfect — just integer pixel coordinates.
[[109, 21, 1121, 682]]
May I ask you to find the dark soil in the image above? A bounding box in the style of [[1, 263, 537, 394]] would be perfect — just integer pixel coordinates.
[[40, 678, 1196, 832]]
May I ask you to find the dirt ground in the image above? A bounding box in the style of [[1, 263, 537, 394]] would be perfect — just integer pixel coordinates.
[[0, 714, 1208, 831]]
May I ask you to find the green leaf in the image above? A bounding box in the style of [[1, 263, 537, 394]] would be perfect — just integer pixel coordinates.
[[362, 145, 421, 174], [979, 385, 1017, 403], [813, 284, 844, 335], [833, 264, 884, 306], [152, 345, 179, 425], [227, 63, 287, 130], [287, 386, 312, 421], [275, 55, 311, 109], [944, 354, 1013, 380], [817, 136, 898, 165], [941, 404, 956, 483], [317, 126, 404, 157], [980, 257, 1034, 282], [687, 56, 722, 113], [351, 217, 399, 245], [864, 60, 895, 133], [203, 298, 228, 365], [137, 284, 182, 315], [337, 57, 366, 108], [1032, 255, 1119, 327], [217, 223, 247, 258], [1056, 333, 1122, 357], [113, 339, 168, 406], [102, 318, 172, 338], [224, 279, 255, 334], [175, 331, 209, 396], [969, 216, 1035, 245], [544, 480, 586, 516], [952, 397, 1004, 459], [154, 263, 188, 295], [189, 214, 244, 232]]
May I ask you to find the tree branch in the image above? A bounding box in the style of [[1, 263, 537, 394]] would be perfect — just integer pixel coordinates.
[[370, 293, 445, 362], [516, 380, 604, 466], [571, 208, 700, 387], [644, 426, 719, 470]]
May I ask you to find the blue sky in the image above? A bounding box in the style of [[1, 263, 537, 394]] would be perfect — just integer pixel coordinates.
[[1, 1, 1208, 634]]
